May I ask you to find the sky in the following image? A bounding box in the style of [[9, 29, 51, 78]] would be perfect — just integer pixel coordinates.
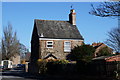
[[2, 2, 118, 51], [1, 0, 111, 2]]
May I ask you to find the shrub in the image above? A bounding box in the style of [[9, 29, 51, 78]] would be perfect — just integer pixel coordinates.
[[37, 59, 47, 74], [50, 59, 69, 64], [67, 45, 95, 62]]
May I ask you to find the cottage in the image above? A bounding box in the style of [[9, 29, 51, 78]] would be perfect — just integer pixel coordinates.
[[29, 9, 84, 73]]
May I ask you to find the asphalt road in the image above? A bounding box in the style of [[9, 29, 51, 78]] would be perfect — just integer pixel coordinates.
[[1, 76, 35, 80], [0, 67, 37, 80], [0, 67, 62, 80], [1, 67, 114, 80]]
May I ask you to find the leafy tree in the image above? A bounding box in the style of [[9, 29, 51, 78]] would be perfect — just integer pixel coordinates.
[[2, 23, 20, 60], [89, 2, 120, 17], [67, 45, 95, 62], [96, 46, 112, 57], [106, 27, 120, 53]]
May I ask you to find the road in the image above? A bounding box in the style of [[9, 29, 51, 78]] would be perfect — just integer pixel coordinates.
[[0, 67, 63, 80], [0, 67, 38, 80], [0, 68, 115, 80]]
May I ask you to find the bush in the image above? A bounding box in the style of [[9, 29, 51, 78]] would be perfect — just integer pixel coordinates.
[[37, 59, 47, 74], [67, 45, 95, 62], [49, 59, 69, 64]]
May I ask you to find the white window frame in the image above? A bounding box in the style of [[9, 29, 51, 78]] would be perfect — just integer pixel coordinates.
[[46, 41, 53, 48], [64, 41, 71, 52]]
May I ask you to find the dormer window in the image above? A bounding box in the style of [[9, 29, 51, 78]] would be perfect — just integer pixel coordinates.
[[46, 41, 53, 48], [64, 41, 71, 52]]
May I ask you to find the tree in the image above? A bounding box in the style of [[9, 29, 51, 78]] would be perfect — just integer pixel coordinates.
[[106, 27, 120, 53], [19, 43, 29, 60], [0, 39, 1, 54], [89, 2, 120, 53], [89, 2, 120, 17], [2, 23, 20, 60], [67, 45, 95, 62]]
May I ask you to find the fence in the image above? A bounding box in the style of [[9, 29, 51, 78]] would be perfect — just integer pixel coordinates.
[[86, 61, 120, 76], [36, 59, 120, 76], [106, 61, 120, 76], [46, 63, 76, 75]]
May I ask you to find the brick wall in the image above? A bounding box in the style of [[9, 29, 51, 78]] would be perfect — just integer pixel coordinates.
[[39, 40, 83, 59]]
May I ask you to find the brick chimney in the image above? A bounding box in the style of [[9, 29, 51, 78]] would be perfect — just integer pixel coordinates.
[[69, 9, 76, 25]]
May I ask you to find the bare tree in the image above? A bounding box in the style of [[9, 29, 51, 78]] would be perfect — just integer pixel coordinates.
[[19, 43, 29, 60], [89, 2, 120, 53], [2, 23, 20, 60], [106, 27, 120, 53], [0, 38, 2, 63], [89, 2, 120, 17]]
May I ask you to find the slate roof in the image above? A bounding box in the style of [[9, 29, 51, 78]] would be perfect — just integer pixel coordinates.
[[35, 19, 84, 40]]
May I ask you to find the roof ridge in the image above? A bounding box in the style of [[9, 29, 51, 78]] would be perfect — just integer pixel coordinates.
[[35, 19, 68, 22]]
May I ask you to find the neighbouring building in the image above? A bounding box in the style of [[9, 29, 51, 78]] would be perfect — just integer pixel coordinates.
[[92, 42, 113, 57], [92, 55, 120, 62], [92, 55, 120, 76], [1, 54, 20, 67], [11, 54, 20, 65], [29, 9, 84, 73], [25, 52, 31, 62]]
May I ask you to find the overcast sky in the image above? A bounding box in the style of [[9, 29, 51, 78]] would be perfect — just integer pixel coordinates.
[[2, 2, 118, 51]]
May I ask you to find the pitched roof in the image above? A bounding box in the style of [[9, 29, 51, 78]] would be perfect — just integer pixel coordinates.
[[34, 19, 84, 40], [92, 43, 103, 49], [92, 55, 120, 62]]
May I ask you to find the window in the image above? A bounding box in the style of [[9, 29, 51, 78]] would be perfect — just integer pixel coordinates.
[[64, 41, 71, 52], [46, 41, 53, 48]]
